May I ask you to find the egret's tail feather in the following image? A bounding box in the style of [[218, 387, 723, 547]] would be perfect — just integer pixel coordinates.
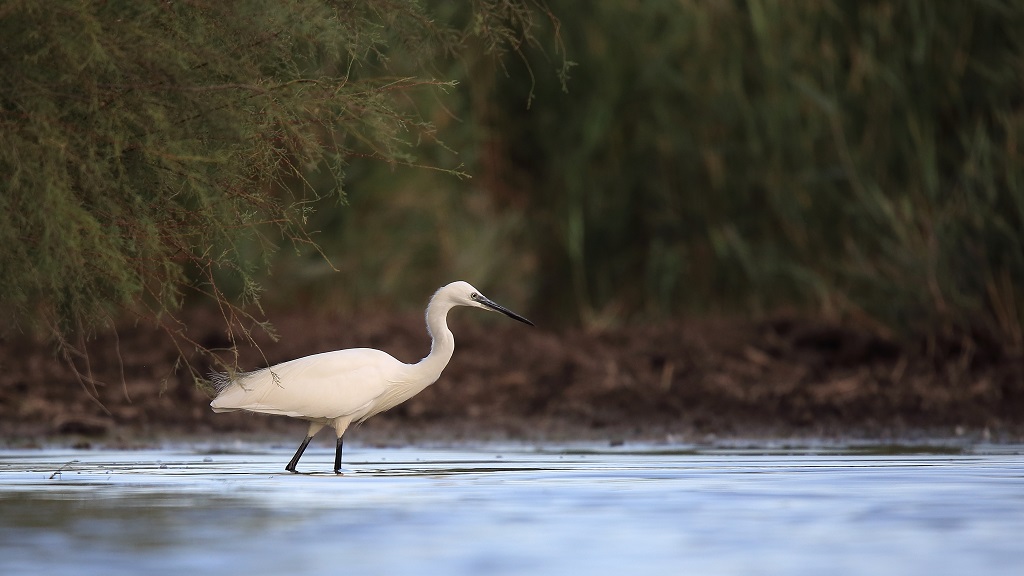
[[208, 369, 251, 393], [209, 372, 227, 393]]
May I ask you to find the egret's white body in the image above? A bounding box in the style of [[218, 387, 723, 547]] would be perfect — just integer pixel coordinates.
[[210, 281, 533, 473]]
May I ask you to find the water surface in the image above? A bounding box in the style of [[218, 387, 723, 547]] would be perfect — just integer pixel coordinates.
[[1, 443, 1022, 575]]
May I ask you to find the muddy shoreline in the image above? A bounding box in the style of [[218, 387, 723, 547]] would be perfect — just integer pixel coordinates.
[[2, 307, 1022, 446]]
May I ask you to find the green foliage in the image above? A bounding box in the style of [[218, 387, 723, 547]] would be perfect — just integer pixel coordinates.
[[0, 1, 557, 365], [479, 0, 1023, 350], [6, 0, 1020, 368]]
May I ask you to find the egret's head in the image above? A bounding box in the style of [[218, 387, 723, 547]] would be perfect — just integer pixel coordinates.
[[439, 281, 534, 326]]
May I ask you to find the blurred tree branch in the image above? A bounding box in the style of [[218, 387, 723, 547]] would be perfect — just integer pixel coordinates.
[[0, 0, 565, 395]]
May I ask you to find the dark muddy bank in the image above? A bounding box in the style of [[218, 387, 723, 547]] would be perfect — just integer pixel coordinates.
[[1, 307, 1021, 444]]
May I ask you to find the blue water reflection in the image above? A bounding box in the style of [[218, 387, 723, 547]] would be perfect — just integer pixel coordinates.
[[1, 444, 1022, 576]]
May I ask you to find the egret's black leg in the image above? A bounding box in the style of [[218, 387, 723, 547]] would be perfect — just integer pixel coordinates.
[[334, 436, 344, 474], [285, 435, 314, 473]]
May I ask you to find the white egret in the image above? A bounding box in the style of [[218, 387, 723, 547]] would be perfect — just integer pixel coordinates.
[[210, 281, 533, 474]]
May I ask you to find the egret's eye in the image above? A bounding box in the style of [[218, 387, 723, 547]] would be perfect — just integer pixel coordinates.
[[470, 292, 480, 300]]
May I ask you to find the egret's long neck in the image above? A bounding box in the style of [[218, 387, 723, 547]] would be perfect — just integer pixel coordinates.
[[415, 298, 455, 381]]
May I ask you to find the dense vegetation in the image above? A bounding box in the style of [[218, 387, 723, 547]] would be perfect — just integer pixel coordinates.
[[516, 1, 1023, 352], [2, 0, 1021, 374], [0, 0, 561, 369], [305, 0, 1023, 355]]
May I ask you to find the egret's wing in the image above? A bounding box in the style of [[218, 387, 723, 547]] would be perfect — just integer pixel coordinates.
[[210, 348, 406, 420]]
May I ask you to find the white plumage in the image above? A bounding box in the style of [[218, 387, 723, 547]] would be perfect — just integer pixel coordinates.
[[210, 281, 533, 474]]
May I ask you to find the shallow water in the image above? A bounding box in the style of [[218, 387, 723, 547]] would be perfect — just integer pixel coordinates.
[[1, 443, 1022, 576]]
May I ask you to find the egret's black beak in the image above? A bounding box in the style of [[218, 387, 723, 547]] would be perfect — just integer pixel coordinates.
[[477, 295, 535, 326]]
